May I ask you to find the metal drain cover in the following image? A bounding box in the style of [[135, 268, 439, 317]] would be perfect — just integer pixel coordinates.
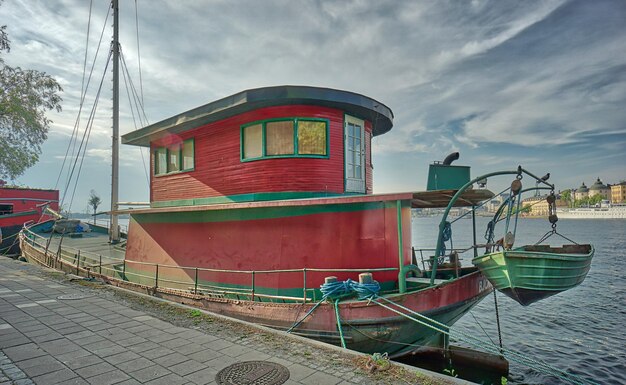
[[57, 293, 94, 300], [215, 361, 290, 385]]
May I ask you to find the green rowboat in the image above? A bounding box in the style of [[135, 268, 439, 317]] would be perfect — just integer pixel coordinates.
[[472, 244, 594, 306]]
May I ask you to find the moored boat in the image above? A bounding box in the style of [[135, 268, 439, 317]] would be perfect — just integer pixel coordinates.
[[472, 244, 594, 306], [0, 185, 58, 257]]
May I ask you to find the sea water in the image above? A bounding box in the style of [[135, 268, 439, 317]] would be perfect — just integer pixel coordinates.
[[412, 216, 626, 384]]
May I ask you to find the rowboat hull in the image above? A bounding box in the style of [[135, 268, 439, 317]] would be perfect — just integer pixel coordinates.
[[472, 244, 594, 306]]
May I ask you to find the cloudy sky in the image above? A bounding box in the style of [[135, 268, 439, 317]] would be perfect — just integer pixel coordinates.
[[2, 0, 625, 212]]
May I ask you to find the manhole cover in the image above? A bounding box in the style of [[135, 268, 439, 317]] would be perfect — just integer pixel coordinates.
[[57, 293, 94, 300], [215, 361, 290, 385]]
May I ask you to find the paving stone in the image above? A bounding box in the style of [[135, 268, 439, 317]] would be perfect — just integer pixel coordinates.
[[90, 344, 127, 358], [31, 368, 78, 385], [114, 356, 154, 373], [39, 339, 82, 355], [183, 366, 218, 385], [127, 341, 159, 353], [3, 343, 46, 362], [83, 369, 130, 385], [103, 351, 141, 366], [115, 336, 147, 348], [128, 364, 171, 383], [186, 349, 223, 364], [152, 352, 187, 368], [112, 378, 142, 385], [286, 363, 316, 382], [143, 372, 188, 385], [56, 377, 90, 385], [172, 342, 206, 356], [168, 359, 206, 376], [140, 347, 174, 360], [62, 354, 103, 370], [73, 334, 107, 347], [74, 361, 116, 378], [16, 355, 65, 377], [299, 371, 343, 385], [0, 336, 30, 349]]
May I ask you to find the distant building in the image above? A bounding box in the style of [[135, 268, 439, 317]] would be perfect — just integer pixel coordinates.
[[611, 181, 626, 204], [522, 195, 567, 216], [574, 182, 589, 201], [588, 177, 610, 200]]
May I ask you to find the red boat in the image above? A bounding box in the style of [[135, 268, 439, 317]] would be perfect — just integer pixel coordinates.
[[0, 185, 58, 256], [22, 86, 498, 357]]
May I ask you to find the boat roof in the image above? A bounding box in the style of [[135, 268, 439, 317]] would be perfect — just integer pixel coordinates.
[[122, 85, 394, 147], [113, 189, 494, 214]]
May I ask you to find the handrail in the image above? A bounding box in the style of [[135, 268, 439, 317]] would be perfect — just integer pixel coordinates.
[[20, 226, 400, 304]]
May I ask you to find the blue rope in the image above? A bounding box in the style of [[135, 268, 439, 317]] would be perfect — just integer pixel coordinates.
[[287, 279, 381, 333]]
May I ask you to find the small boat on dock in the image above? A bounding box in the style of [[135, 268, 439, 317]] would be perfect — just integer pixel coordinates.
[[472, 244, 594, 306]]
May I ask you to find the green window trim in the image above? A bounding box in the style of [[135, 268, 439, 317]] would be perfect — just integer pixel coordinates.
[[240, 118, 330, 162], [154, 138, 195, 176]]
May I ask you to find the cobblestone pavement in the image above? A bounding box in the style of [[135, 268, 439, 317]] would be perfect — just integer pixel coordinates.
[[0, 258, 456, 385]]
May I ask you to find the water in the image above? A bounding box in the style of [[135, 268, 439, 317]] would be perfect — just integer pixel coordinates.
[[412, 216, 626, 384]]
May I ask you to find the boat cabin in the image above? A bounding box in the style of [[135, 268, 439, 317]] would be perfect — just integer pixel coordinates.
[[122, 86, 394, 207]]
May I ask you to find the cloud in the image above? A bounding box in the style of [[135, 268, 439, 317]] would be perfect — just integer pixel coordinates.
[[2, 0, 625, 208]]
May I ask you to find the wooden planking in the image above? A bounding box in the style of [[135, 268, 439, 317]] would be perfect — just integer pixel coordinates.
[[151, 105, 372, 203]]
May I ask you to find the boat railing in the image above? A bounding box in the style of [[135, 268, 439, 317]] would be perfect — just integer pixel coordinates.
[[20, 226, 397, 303]]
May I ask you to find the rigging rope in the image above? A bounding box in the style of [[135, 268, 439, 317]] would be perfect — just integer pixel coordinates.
[[55, 4, 111, 193], [63, 50, 112, 212], [119, 49, 150, 185]]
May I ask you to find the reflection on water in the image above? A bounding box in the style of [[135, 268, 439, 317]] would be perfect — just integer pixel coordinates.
[[412, 216, 626, 384]]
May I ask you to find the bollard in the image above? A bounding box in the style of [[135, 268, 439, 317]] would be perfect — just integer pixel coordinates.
[[324, 276, 337, 284], [359, 272, 374, 284]]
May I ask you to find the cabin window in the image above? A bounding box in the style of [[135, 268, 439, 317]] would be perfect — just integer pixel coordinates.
[[154, 139, 195, 175], [0, 204, 13, 215], [182, 139, 195, 170], [243, 124, 263, 159], [155, 148, 167, 175], [298, 121, 327, 155], [241, 118, 329, 161], [266, 121, 295, 156], [168, 146, 181, 172]]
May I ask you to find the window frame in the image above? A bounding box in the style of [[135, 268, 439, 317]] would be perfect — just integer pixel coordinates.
[[240, 117, 329, 162], [153, 138, 195, 176]]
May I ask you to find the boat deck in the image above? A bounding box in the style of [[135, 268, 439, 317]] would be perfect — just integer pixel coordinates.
[[29, 226, 125, 264]]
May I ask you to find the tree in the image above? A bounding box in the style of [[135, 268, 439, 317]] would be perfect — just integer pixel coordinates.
[[88, 190, 101, 225], [560, 189, 572, 208], [0, 4, 62, 180]]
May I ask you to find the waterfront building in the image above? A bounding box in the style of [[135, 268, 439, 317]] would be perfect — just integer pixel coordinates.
[[611, 181, 626, 204], [588, 178, 610, 200], [574, 182, 589, 200], [522, 195, 567, 216]]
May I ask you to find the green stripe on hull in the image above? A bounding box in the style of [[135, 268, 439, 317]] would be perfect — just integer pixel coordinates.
[[151, 191, 362, 208], [132, 200, 394, 224]]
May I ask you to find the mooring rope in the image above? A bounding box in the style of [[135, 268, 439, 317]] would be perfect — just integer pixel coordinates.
[[291, 278, 596, 385]]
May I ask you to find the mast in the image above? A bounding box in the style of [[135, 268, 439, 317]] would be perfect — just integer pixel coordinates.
[[110, 0, 120, 242]]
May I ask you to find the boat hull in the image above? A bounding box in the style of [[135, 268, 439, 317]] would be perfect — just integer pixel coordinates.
[[472, 244, 594, 306]]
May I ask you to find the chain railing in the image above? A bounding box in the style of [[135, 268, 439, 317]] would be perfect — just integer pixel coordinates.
[[20, 227, 398, 304]]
